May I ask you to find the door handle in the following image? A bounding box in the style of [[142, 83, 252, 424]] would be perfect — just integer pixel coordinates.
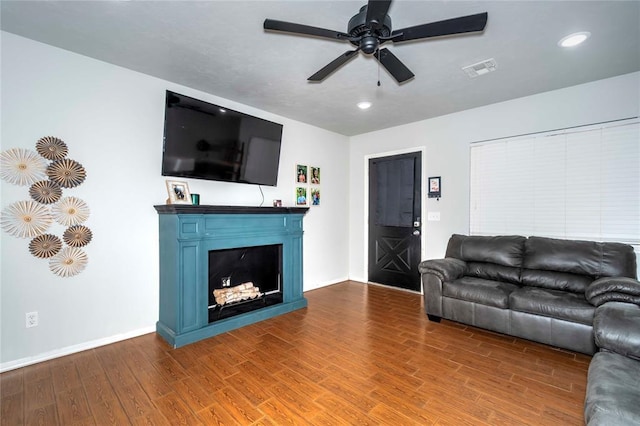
[[413, 230, 421, 236]]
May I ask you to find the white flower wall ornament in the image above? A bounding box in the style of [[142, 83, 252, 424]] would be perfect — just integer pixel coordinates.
[[49, 246, 88, 277], [52, 196, 90, 226], [1, 200, 53, 238], [0, 148, 48, 186]]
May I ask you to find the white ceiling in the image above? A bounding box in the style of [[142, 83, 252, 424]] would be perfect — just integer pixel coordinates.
[[2, 1, 639, 136]]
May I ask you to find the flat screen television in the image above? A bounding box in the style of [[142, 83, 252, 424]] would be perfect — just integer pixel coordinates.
[[162, 90, 283, 186]]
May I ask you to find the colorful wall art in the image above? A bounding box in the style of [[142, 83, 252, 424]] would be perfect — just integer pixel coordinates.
[[295, 165, 321, 206], [0, 137, 91, 277]]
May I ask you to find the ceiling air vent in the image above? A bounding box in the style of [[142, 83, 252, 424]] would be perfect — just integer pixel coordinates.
[[462, 58, 497, 78]]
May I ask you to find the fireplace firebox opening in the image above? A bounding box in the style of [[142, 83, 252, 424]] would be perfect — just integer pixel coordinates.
[[208, 244, 283, 322]]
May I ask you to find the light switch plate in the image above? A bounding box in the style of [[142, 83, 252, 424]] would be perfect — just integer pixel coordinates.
[[427, 212, 440, 221]]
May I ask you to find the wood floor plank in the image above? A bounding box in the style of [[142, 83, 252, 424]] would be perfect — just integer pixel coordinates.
[[257, 397, 313, 426], [133, 367, 173, 401], [170, 377, 217, 413], [112, 382, 156, 418], [184, 364, 226, 395], [223, 371, 274, 406], [130, 410, 172, 426], [368, 401, 418, 425], [25, 403, 58, 426], [313, 393, 377, 426], [212, 386, 263, 424], [152, 392, 201, 426], [368, 387, 436, 423], [0, 368, 23, 396], [1, 281, 591, 425], [151, 357, 188, 384], [50, 360, 82, 393], [81, 373, 119, 405], [22, 362, 51, 383], [24, 377, 55, 411], [54, 386, 92, 424], [73, 351, 104, 380], [1, 392, 23, 426], [86, 397, 131, 426]]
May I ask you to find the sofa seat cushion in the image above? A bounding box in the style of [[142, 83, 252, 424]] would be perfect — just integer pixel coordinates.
[[509, 286, 595, 325], [521, 269, 592, 294], [443, 277, 520, 309], [585, 351, 640, 425]]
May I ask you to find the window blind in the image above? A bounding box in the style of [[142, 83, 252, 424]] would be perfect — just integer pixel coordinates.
[[470, 119, 640, 245]]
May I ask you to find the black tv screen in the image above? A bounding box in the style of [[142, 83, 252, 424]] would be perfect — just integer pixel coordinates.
[[162, 91, 283, 186]]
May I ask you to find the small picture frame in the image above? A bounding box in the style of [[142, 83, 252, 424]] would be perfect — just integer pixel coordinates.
[[166, 180, 192, 204], [273, 199, 282, 207], [311, 188, 320, 206], [428, 176, 441, 199], [310, 167, 321, 184], [296, 165, 307, 183], [295, 187, 307, 206]]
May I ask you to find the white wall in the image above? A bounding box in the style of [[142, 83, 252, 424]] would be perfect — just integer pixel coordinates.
[[0, 32, 350, 370], [348, 72, 640, 282]]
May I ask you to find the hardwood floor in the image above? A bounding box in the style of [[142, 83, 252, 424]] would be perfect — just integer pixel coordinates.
[[1, 280, 590, 425]]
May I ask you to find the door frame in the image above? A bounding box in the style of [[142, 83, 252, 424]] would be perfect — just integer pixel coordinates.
[[364, 147, 427, 292]]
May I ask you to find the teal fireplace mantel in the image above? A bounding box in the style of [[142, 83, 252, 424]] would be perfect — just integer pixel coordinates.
[[154, 205, 309, 347]]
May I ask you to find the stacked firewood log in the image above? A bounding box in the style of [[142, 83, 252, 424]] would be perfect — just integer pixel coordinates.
[[213, 282, 262, 306]]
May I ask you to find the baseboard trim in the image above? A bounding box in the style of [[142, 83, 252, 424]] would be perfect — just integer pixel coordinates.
[[304, 276, 350, 291], [0, 325, 156, 373]]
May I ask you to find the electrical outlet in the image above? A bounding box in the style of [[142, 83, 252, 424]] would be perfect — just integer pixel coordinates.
[[26, 311, 38, 328]]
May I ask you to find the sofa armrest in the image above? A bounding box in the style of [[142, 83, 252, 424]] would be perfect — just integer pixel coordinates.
[[594, 302, 640, 360], [419, 258, 466, 319], [418, 258, 467, 282], [585, 277, 640, 307]]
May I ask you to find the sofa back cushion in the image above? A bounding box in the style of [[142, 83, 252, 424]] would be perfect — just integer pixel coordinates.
[[446, 234, 525, 284], [523, 237, 637, 278], [522, 237, 638, 293], [446, 234, 526, 267]]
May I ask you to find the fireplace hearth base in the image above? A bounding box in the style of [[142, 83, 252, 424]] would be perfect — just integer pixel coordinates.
[[154, 205, 309, 348]]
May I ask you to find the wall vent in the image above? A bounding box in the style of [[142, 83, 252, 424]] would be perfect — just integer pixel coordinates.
[[462, 58, 497, 78]]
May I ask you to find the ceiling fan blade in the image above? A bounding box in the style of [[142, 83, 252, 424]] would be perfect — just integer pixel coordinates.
[[375, 48, 414, 83], [308, 50, 360, 82], [365, 0, 392, 28], [392, 12, 488, 43], [264, 19, 351, 41]]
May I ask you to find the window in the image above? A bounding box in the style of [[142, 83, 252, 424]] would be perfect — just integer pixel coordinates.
[[470, 119, 639, 245]]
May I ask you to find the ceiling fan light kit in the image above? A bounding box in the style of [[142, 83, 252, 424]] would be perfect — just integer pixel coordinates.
[[264, 0, 488, 84]]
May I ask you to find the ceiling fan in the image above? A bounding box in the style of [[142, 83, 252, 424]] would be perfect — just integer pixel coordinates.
[[264, 0, 488, 84]]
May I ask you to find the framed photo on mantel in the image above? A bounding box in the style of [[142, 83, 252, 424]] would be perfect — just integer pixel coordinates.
[[166, 179, 192, 204]]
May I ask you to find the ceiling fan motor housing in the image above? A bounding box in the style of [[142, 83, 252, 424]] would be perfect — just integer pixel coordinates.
[[348, 5, 392, 54]]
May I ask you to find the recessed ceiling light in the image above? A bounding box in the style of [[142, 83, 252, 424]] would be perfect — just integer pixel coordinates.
[[558, 31, 591, 48], [357, 101, 372, 110]]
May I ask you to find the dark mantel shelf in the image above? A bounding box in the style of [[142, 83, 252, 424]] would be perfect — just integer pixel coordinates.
[[154, 205, 309, 215]]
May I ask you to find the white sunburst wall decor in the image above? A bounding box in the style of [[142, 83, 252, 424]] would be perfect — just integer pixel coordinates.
[[0, 200, 53, 238], [0, 148, 48, 186], [0, 136, 92, 277]]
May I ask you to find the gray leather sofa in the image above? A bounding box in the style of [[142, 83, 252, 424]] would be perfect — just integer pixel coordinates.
[[584, 300, 640, 425], [418, 234, 638, 354]]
